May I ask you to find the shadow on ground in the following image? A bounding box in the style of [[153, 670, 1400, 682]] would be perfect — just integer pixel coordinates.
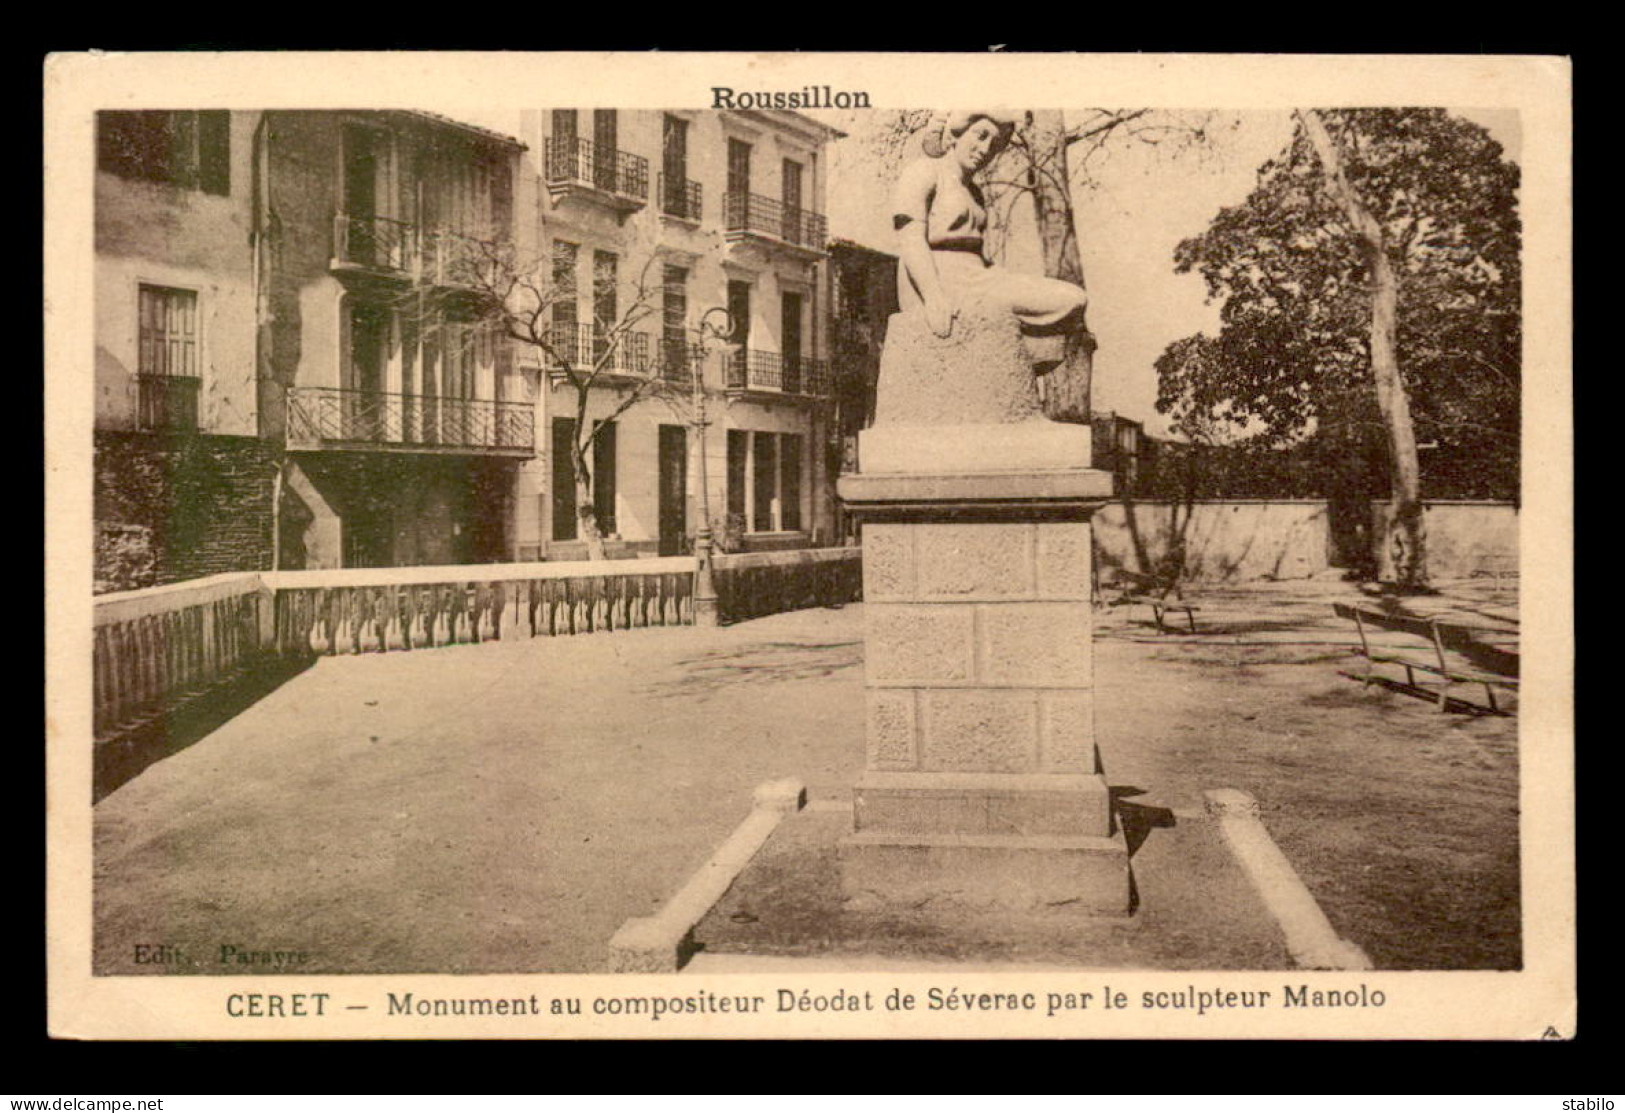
[[94, 655, 315, 803]]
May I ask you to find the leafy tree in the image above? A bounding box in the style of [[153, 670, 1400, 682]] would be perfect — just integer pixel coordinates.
[[1157, 109, 1520, 588]]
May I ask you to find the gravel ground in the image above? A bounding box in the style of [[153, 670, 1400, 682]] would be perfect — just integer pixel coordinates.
[[93, 579, 1521, 974]]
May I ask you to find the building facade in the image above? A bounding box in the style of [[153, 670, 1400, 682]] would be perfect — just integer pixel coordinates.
[[94, 110, 280, 590], [513, 108, 843, 558], [255, 110, 530, 570], [93, 107, 844, 586]]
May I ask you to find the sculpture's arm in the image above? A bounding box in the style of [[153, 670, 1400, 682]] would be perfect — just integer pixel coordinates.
[[897, 219, 956, 338], [893, 160, 955, 338]]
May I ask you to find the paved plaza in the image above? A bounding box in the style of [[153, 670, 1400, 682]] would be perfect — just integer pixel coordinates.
[[94, 578, 1521, 974]]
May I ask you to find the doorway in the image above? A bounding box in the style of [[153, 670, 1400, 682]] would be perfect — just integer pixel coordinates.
[[658, 424, 688, 556]]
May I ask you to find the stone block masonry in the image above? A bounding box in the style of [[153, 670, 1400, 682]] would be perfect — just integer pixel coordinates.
[[837, 461, 1128, 913]]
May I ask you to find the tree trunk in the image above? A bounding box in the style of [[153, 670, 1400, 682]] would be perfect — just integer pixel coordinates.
[[572, 440, 607, 561], [1298, 110, 1428, 589], [1026, 109, 1092, 425]]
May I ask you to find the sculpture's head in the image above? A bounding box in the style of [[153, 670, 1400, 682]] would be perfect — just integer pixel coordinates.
[[923, 110, 1018, 171]]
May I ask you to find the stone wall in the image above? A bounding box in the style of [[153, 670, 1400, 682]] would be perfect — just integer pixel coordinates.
[[94, 432, 278, 593], [1093, 499, 1518, 584]]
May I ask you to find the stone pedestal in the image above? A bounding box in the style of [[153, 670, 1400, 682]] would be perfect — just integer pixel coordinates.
[[837, 419, 1129, 913]]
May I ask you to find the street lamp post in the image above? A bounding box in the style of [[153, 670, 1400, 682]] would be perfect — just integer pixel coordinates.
[[690, 306, 734, 627]]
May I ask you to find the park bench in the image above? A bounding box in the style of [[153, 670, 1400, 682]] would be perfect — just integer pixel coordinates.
[[1333, 602, 1519, 714], [1102, 570, 1201, 634]]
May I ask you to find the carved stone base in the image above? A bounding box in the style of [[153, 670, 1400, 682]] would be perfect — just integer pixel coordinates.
[[837, 459, 1127, 914]]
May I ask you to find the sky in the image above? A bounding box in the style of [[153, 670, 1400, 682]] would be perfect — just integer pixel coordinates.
[[810, 107, 1521, 438]]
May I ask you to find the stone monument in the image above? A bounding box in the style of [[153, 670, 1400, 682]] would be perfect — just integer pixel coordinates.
[[836, 110, 1128, 912]]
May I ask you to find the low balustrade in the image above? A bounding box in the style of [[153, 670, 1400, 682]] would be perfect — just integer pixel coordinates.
[[92, 573, 275, 742], [713, 546, 862, 624], [264, 558, 695, 655], [91, 548, 864, 752]]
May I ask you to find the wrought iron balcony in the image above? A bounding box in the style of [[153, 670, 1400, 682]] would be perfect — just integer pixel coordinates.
[[332, 214, 502, 293], [658, 174, 703, 222], [723, 348, 829, 398], [286, 386, 534, 456], [657, 337, 707, 385], [539, 323, 653, 378], [544, 137, 649, 211], [136, 374, 201, 431], [423, 229, 503, 288], [332, 213, 418, 274], [723, 192, 828, 256]]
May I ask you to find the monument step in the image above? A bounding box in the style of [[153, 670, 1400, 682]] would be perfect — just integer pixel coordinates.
[[854, 770, 1113, 838], [837, 829, 1131, 914]]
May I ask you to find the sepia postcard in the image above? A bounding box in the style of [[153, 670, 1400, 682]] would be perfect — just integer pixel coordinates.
[[45, 50, 1573, 1040]]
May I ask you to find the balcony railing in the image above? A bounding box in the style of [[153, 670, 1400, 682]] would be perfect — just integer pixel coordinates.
[[136, 374, 201, 431], [724, 192, 828, 253], [658, 337, 707, 384], [333, 214, 503, 291], [286, 386, 534, 454], [423, 229, 500, 288], [724, 348, 829, 397], [658, 174, 703, 222], [545, 137, 649, 205], [539, 323, 654, 376], [333, 213, 418, 273]]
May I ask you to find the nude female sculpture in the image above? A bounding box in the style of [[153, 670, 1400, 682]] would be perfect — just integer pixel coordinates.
[[893, 110, 1090, 343], [870, 110, 1093, 431]]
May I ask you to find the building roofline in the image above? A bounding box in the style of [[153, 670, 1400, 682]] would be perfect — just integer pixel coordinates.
[[732, 108, 847, 142], [395, 110, 528, 151], [829, 236, 896, 260]]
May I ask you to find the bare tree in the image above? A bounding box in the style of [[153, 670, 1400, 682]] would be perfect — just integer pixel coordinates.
[[1001, 109, 1214, 423], [437, 239, 680, 560]]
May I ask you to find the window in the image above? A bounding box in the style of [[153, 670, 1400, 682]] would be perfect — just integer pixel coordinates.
[[552, 109, 578, 145], [781, 291, 804, 391], [551, 240, 580, 361], [727, 280, 751, 387], [136, 285, 201, 431], [551, 418, 617, 541], [592, 251, 618, 365], [99, 111, 229, 195], [592, 110, 619, 192], [780, 433, 803, 531], [781, 158, 804, 242], [661, 115, 691, 217], [727, 138, 752, 197], [728, 431, 805, 535], [727, 430, 748, 527], [662, 265, 689, 376]]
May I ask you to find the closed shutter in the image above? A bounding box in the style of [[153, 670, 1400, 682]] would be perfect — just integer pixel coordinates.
[[198, 111, 230, 195], [552, 418, 577, 541], [593, 421, 617, 536]]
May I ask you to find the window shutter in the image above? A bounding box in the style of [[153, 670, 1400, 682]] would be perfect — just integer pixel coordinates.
[[551, 418, 577, 541], [198, 111, 231, 195], [593, 421, 617, 536]]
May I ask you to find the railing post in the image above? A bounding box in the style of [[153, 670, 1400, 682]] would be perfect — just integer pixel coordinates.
[[693, 527, 720, 627], [254, 577, 278, 656]]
